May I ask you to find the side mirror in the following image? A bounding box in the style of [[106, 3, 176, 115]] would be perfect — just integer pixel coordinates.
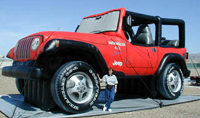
[[123, 15, 132, 29], [127, 15, 132, 27]]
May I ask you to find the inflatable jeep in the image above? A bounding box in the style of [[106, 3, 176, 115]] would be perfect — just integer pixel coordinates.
[[2, 8, 190, 113]]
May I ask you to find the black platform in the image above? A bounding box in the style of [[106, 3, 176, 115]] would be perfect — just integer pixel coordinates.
[[1, 91, 200, 118]]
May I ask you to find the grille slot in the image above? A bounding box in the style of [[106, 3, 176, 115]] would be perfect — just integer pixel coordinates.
[[16, 36, 34, 59]]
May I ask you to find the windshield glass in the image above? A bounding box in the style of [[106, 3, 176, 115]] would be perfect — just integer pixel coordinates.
[[76, 10, 120, 33]]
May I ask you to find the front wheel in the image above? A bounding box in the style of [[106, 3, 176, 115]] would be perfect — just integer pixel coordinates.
[[51, 61, 100, 113], [158, 63, 184, 99]]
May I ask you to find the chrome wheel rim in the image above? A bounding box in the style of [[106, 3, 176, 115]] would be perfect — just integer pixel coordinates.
[[66, 72, 93, 104], [167, 70, 181, 93]]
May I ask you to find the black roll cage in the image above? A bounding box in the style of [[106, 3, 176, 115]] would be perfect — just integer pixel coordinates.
[[125, 11, 185, 48]]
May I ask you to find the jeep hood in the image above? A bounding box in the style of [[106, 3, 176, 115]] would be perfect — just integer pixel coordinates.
[[30, 31, 108, 45]]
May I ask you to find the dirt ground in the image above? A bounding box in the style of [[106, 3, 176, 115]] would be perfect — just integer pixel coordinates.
[[189, 68, 200, 76], [0, 70, 200, 118]]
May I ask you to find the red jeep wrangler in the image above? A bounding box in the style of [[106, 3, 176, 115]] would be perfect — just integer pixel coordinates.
[[2, 8, 190, 113]]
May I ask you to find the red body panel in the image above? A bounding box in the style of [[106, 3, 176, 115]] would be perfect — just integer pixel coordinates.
[[6, 7, 188, 76]]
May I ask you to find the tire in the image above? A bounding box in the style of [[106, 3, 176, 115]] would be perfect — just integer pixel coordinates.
[[15, 78, 24, 95], [158, 63, 184, 99], [51, 61, 100, 113]]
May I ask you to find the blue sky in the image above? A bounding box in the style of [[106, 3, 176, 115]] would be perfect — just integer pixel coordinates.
[[0, 0, 199, 57]]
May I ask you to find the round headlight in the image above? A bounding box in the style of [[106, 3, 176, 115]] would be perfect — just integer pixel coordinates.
[[31, 37, 40, 50]]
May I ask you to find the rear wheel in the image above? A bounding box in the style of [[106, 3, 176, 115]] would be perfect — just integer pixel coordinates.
[[51, 61, 100, 113], [158, 63, 184, 99]]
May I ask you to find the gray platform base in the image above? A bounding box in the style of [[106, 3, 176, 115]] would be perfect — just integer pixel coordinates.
[[1, 91, 200, 118]]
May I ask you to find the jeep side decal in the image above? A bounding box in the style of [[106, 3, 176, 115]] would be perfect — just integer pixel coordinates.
[[112, 60, 123, 66], [108, 41, 125, 46], [113, 50, 123, 56]]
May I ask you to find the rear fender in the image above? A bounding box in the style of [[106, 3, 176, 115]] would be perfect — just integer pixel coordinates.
[[155, 53, 190, 78]]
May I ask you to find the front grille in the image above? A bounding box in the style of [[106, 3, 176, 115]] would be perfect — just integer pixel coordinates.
[[16, 36, 34, 59]]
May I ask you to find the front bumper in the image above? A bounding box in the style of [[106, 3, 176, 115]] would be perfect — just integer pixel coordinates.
[[2, 65, 42, 80]]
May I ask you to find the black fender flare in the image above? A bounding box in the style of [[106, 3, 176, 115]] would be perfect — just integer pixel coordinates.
[[155, 53, 190, 78], [41, 39, 108, 75]]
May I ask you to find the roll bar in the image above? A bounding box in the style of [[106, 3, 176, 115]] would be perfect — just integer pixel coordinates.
[[126, 11, 185, 47]]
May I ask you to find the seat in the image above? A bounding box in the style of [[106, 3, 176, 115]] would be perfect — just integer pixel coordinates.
[[161, 40, 179, 47], [133, 24, 154, 45]]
